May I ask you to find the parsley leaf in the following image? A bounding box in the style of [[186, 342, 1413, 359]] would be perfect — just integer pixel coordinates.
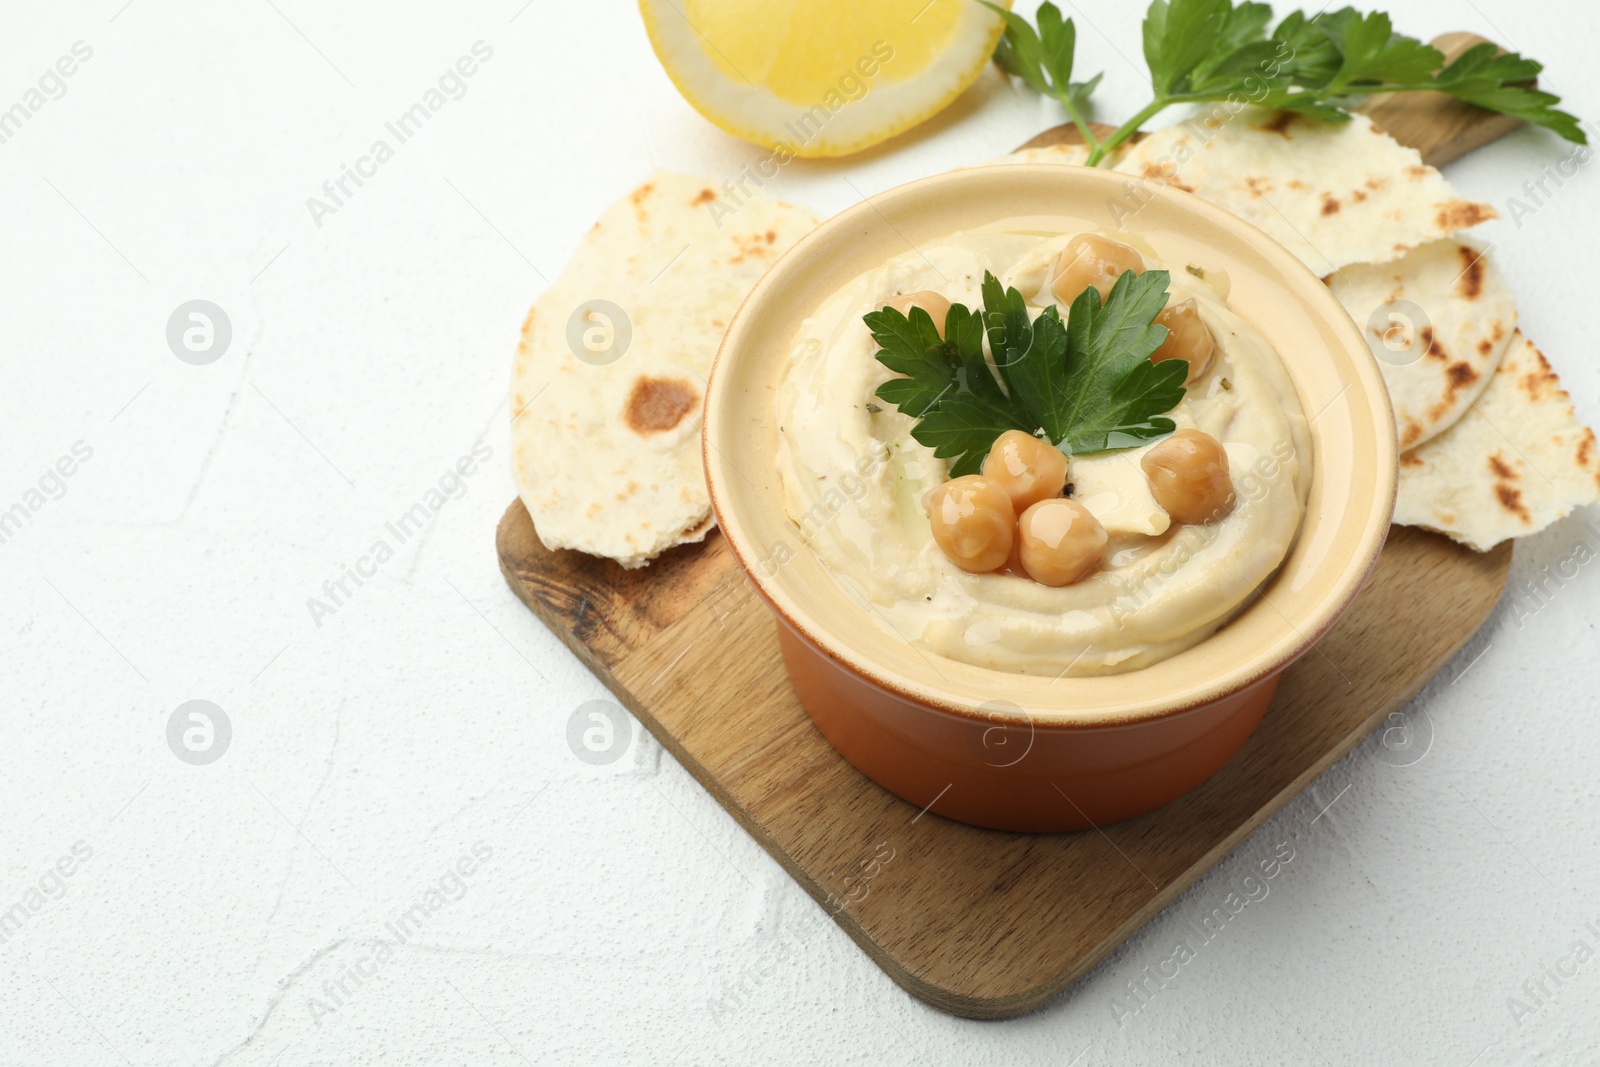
[[1266, 10, 1342, 88], [1317, 9, 1442, 90], [1143, 0, 1229, 97], [866, 271, 1187, 476], [986, 0, 1584, 166], [1188, 3, 1277, 91], [1431, 42, 1583, 142], [982, 1, 1104, 151], [1058, 272, 1187, 453]]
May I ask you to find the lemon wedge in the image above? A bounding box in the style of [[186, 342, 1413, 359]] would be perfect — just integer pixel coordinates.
[[639, 0, 1009, 158]]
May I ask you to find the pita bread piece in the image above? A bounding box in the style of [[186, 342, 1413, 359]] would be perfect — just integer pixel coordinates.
[[1112, 109, 1496, 274], [510, 170, 818, 568], [1328, 238, 1516, 450], [1396, 330, 1600, 551]]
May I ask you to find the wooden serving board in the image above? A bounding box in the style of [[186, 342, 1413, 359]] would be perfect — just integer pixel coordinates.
[[499, 510, 1509, 1017], [499, 34, 1520, 1018]]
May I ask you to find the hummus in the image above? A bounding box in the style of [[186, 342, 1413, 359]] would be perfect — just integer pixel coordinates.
[[772, 222, 1313, 675]]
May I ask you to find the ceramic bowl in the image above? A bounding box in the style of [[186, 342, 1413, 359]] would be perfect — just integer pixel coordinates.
[[703, 165, 1396, 832]]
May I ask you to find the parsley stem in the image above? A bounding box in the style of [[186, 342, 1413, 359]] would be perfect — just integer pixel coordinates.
[[1330, 82, 1448, 95], [1054, 87, 1101, 153], [1086, 96, 1172, 166], [1084, 82, 1444, 168]]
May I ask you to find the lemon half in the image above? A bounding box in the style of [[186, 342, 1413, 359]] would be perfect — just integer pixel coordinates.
[[639, 0, 1009, 158]]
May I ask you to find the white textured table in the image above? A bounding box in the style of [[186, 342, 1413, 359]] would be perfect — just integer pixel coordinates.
[[2, 1, 1596, 1064]]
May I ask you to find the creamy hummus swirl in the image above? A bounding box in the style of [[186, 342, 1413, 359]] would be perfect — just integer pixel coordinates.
[[773, 225, 1312, 675]]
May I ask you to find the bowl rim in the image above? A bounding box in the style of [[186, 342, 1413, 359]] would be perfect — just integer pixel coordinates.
[[704, 163, 1397, 730]]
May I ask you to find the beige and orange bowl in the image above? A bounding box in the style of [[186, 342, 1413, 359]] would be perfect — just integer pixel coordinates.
[[704, 165, 1397, 833]]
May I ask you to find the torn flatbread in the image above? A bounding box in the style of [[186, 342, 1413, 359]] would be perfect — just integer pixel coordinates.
[[1111, 108, 1496, 274], [1328, 238, 1516, 450], [1396, 330, 1600, 550], [509, 170, 818, 568]]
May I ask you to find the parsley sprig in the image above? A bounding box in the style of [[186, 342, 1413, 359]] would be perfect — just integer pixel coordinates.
[[866, 270, 1186, 475], [983, 0, 1584, 166]]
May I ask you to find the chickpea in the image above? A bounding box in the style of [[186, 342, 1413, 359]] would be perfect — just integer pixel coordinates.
[[923, 475, 1015, 573], [981, 430, 1068, 513], [886, 290, 952, 338], [1050, 234, 1145, 305], [1140, 429, 1235, 524], [1017, 499, 1108, 587], [1151, 299, 1215, 384]]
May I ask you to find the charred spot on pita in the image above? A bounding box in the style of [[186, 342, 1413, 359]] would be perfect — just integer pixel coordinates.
[[1456, 246, 1485, 299], [1495, 483, 1531, 523], [626, 376, 699, 434], [1436, 201, 1495, 231], [1420, 326, 1446, 361], [1258, 111, 1297, 137]]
